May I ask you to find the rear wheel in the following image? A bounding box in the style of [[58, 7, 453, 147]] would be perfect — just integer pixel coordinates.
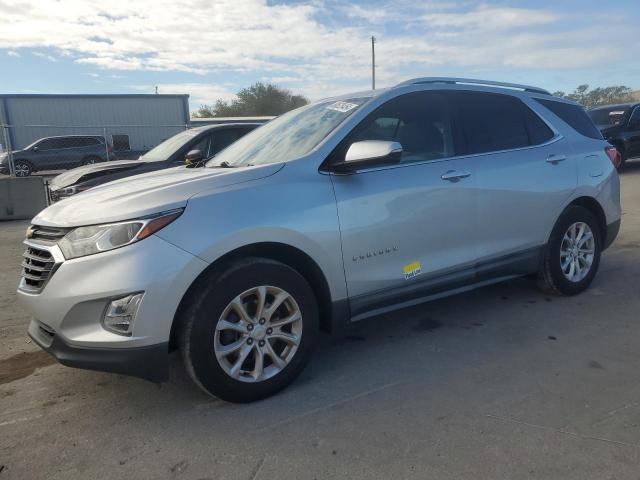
[[178, 258, 319, 402], [537, 206, 602, 295]]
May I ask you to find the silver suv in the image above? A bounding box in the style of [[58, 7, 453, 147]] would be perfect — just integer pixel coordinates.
[[17, 78, 621, 402]]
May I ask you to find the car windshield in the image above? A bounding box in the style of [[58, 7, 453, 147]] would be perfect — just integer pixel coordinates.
[[588, 107, 630, 127], [140, 130, 198, 162], [206, 97, 371, 168]]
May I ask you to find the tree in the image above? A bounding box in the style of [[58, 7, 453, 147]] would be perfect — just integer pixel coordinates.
[[194, 82, 309, 118], [552, 84, 634, 108]]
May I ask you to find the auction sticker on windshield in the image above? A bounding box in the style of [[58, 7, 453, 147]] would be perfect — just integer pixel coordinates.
[[326, 101, 359, 113]]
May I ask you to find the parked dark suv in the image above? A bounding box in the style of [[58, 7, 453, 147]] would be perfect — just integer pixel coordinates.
[[0, 135, 111, 177], [588, 103, 640, 169], [49, 123, 262, 201]]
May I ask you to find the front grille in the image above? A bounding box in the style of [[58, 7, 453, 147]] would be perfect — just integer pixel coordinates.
[[20, 225, 67, 293], [21, 246, 57, 292]]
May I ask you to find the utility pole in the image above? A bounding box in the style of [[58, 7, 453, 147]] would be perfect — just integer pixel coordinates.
[[155, 86, 158, 95], [371, 36, 376, 90]]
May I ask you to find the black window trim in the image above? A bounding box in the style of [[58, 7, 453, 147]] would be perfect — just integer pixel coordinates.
[[322, 89, 563, 174]]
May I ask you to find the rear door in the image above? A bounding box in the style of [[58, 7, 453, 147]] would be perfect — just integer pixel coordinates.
[[329, 91, 478, 317], [457, 91, 576, 274], [49, 137, 79, 169]]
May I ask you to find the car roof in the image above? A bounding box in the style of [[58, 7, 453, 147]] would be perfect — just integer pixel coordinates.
[[38, 135, 104, 139], [320, 77, 559, 105], [589, 102, 639, 111], [190, 122, 264, 133]]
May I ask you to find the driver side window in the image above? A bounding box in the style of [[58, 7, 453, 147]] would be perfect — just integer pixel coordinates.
[[350, 92, 456, 164], [179, 136, 210, 162]]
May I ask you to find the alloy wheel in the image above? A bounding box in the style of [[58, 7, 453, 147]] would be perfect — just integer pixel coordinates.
[[214, 285, 303, 383], [560, 222, 595, 282], [14, 163, 30, 177]]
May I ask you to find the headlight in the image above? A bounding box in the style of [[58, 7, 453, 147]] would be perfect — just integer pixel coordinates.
[[58, 208, 183, 259]]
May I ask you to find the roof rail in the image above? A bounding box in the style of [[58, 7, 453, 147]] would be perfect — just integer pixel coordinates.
[[394, 77, 551, 95]]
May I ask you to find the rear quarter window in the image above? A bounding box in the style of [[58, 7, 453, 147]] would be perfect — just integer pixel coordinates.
[[535, 98, 603, 140]]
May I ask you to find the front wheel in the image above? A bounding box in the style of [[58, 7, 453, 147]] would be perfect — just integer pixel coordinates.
[[14, 160, 32, 177], [537, 206, 602, 296], [178, 258, 319, 402]]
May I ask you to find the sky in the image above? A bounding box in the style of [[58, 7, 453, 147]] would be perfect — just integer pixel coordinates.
[[0, 0, 638, 111]]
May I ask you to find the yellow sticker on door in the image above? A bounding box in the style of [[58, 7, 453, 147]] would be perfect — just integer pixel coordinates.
[[403, 261, 422, 280]]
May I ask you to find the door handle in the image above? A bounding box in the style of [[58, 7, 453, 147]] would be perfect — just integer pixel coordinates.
[[546, 154, 567, 164], [441, 170, 471, 182]]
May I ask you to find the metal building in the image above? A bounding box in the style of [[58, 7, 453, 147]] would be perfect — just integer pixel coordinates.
[[0, 94, 190, 156]]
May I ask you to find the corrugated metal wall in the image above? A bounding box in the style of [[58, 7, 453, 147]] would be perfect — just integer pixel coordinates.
[[0, 95, 189, 151]]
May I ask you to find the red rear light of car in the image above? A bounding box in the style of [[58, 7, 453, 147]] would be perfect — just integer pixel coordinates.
[[605, 146, 621, 169]]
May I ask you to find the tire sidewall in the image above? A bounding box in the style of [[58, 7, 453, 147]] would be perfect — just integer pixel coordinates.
[[185, 260, 319, 402], [547, 206, 602, 295]]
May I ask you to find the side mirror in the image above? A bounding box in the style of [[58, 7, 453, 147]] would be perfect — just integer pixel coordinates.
[[184, 149, 203, 166], [32, 146, 39, 152], [332, 141, 402, 173]]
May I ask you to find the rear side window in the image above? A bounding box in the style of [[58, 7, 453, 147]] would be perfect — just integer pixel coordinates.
[[455, 92, 554, 155], [535, 98, 602, 140], [72, 137, 100, 147]]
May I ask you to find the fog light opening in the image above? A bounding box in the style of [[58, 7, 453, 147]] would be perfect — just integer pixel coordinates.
[[102, 293, 144, 336]]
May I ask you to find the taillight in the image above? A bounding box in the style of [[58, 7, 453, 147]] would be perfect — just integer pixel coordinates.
[[605, 146, 621, 169]]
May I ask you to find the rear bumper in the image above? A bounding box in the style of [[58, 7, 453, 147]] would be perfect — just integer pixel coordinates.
[[28, 319, 169, 382], [604, 219, 621, 250]]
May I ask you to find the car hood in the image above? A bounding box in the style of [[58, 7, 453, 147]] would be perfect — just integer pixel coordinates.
[[49, 160, 145, 190], [34, 163, 284, 227]]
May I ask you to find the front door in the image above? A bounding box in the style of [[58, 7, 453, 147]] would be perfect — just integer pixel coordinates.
[[328, 91, 478, 318]]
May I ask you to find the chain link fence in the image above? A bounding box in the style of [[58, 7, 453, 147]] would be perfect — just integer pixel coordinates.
[[0, 123, 189, 178]]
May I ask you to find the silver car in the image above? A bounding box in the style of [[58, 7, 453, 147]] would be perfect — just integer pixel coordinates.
[[17, 78, 621, 402]]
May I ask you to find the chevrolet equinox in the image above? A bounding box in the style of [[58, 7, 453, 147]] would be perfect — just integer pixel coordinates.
[[18, 78, 621, 402]]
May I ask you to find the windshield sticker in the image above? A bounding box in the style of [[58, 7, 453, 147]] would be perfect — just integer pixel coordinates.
[[326, 101, 359, 113], [403, 261, 422, 280]]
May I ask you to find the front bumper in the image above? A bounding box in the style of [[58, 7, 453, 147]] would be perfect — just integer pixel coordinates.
[[604, 219, 621, 250], [17, 234, 208, 381], [28, 319, 169, 382]]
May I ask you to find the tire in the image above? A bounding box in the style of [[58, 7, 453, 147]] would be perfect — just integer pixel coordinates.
[[13, 160, 32, 177], [81, 156, 100, 166], [537, 206, 602, 296], [178, 258, 319, 402]]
